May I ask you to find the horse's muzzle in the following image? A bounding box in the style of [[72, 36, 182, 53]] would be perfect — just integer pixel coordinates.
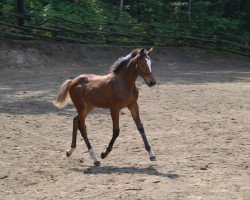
[[149, 80, 156, 87]]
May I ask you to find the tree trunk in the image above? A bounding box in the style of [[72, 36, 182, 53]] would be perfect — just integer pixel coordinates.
[[17, 0, 25, 26], [119, 0, 124, 12], [188, 0, 192, 24], [136, 0, 140, 20]]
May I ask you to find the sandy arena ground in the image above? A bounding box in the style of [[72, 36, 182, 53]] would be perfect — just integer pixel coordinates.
[[0, 40, 250, 200]]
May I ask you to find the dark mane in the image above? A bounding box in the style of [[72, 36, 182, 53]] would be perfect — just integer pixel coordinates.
[[110, 49, 140, 73]]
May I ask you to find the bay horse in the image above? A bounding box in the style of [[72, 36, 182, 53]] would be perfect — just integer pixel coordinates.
[[54, 48, 156, 166]]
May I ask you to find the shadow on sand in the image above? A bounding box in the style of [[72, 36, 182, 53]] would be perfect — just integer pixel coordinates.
[[69, 165, 180, 180]]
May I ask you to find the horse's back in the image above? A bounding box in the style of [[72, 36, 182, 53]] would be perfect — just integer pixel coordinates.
[[71, 74, 112, 86]]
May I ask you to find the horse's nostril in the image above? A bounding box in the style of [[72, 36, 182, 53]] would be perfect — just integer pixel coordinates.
[[149, 81, 156, 86]]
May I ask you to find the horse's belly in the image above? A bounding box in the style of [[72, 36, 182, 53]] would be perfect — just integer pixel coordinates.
[[85, 93, 134, 109]]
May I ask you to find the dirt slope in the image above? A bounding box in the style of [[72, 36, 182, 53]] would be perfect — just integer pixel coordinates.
[[0, 39, 250, 200]]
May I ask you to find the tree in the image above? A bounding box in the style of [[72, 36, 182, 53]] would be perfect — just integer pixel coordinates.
[[17, 0, 25, 26]]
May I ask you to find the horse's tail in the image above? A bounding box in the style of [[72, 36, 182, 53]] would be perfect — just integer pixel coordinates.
[[53, 79, 72, 108]]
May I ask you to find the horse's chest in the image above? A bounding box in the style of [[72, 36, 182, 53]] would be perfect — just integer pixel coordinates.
[[117, 94, 134, 104], [115, 89, 138, 107]]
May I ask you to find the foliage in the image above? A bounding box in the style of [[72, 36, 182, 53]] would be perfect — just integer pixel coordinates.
[[1, 0, 250, 38]]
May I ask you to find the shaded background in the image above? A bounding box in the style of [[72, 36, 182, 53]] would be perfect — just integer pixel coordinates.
[[0, 0, 250, 56]]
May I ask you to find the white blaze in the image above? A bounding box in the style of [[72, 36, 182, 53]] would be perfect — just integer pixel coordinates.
[[146, 58, 152, 72]]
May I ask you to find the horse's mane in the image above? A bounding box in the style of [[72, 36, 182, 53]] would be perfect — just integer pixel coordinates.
[[110, 49, 141, 74]]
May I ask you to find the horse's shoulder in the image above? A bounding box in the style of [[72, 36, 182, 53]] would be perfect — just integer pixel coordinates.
[[131, 86, 139, 99]]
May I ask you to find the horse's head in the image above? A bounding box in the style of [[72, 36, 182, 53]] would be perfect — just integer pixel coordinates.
[[134, 48, 156, 87]]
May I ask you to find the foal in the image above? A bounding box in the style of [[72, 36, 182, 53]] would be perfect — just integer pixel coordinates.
[[54, 48, 156, 166]]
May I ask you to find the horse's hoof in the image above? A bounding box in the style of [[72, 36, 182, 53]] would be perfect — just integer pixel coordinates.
[[101, 152, 106, 159], [94, 161, 101, 166], [150, 156, 157, 161], [66, 151, 71, 157], [66, 148, 75, 157]]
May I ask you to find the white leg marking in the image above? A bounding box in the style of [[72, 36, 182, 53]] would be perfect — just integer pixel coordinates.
[[89, 148, 99, 162], [67, 147, 75, 156], [149, 149, 155, 158]]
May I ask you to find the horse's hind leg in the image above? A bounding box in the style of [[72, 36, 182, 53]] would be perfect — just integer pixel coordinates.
[[66, 116, 78, 157], [74, 102, 100, 166], [128, 101, 156, 161], [78, 115, 101, 166]]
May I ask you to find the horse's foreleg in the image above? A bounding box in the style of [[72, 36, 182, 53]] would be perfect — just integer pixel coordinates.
[[137, 123, 156, 161], [128, 101, 156, 161], [101, 109, 120, 159], [66, 116, 78, 157]]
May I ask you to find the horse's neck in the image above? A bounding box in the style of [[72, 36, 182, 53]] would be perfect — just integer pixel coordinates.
[[120, 62, 138, 88], [114, 63, 138, 91]]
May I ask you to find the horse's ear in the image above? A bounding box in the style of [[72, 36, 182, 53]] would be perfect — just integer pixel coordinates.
[[147, 48, 153, 56], [139, 48, 146, 57]]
